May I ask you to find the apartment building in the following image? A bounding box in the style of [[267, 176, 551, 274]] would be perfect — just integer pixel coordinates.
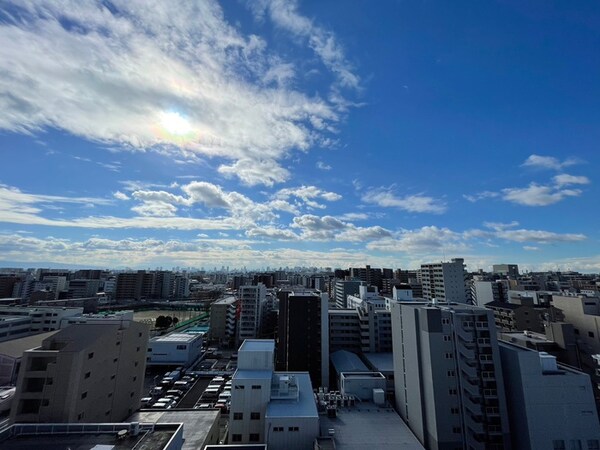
[[391, 302, 510, 450], [10, 321, 148, 423], [276, 291, 329, 388], [238, 284, 266, 343], [421, 258, 469, 303], [209, 296, 238, 344]]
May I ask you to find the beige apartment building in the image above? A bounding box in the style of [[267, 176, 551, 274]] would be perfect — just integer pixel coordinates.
[[10, 321, 148, 423]]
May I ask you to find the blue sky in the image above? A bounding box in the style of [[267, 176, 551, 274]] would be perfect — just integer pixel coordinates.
[[0, 0, 599, 271]]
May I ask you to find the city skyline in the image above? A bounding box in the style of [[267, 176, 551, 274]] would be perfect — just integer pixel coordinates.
[[1, 1, 599, 272]]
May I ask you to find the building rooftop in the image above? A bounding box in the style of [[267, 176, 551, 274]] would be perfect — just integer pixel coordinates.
[[39, 324, 124, 352], [129, 409, 220, 450], [213, 296, 238, 305], [233, 369, 273, 380], [330, 350, 368, 374], [267, 372, 318, 419], [0, 423, 181, 450], [319, 402, 424, 450], [238, 339, 275, 353], [362, 352, 393, 373], [0, 330, 59, 358], [152, 332, 201, 343]]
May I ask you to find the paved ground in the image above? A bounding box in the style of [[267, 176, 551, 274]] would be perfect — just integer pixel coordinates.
[[178, 377, 212, 409]]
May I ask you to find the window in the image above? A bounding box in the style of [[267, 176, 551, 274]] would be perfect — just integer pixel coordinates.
[[447, 370, 456, 377], [84, 371, 91, 379], [589, 332, 595, 338], [588, 440, 599, 450], [251, 412, 260, 420], [570, 440, 582, 450], [176, 345, 187, 350], [111, 375, 116, 380], [273, 427, 284, 432], [107, 393, 112, 398], [133, 376, 137, 382], [449, 389, 457, 395], [574, 329, 580, 335], [81, 392, 87, 399], [249, 433, 260, 442], [451, 407, 459, 414], [78, 413, 84, 420], [232, 434, 242, 442], [136, 347, 140, 352], [233, 412, 243, 420], [116, 341, 121, 346], [553, 440, 565, 450], [139, 332, 143, 337], [445, 353, 454, 359], [452, 426, 461, 434], [88, 352, 94, 359], [443, 335, 451, 341], [288, 426, 299, 432], [252, 385, 262, 390], [235, 385, 245, 390]]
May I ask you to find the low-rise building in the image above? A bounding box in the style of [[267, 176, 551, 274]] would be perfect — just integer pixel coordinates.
[[228, 340, 319, 450], [147, 332, 204, 367]]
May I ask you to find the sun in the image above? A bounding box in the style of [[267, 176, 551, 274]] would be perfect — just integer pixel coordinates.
[[160, 111, 192, 136]]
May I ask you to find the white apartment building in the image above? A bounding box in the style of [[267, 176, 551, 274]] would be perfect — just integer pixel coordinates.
[[421, 258, 468, 303], [238, 284, 266, 343], [0, 306, 83, 342], [228, 340, 318, 450]]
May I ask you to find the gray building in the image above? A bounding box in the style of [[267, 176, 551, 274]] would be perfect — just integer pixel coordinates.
[[499, 342, 600, 450], [492, 264, 519, 279], [391, 302, 510, 450], [10, 321, 148, 423], [209, 296, 238, 344], [421, 259, 469, 304], [334, 279, 362, 309]]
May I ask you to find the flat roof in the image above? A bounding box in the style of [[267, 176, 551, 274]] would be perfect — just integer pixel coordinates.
[[1, 423, 179, 450], [233, 369, 273, 380], [362, 353, 394, 373], [319, 403, 424, 450], [213, 296, 238, 305], [0, 331, 60, 358], [330, 350, 368, 374], [130, 409, 219, 450], [152, 333, 202, 343], [267, 372, 318, 418], [238, 339, 275, 353]]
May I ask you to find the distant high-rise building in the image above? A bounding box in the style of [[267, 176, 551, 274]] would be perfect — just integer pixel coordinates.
[[350, 265, 382, 289], [391, 301, 511, 450], [421, 258, 468, 303], [115, 271, 153, 301], [492, 264, 519, 279], [238, 284, 267, 343], [333, 279, 362, 309], [276, 291, 329, 387]]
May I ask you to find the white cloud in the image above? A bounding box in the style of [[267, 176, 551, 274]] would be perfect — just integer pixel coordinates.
[[463, 191, 499, 203], [521, 154, 580, 171], [366, 226, 468, 254], [275, 185, 342, 209], [113, 191, 130, 201], [245, 226, 299, 240], [290, 214, 392, 242], [502, 183, 582, 206], [248, 0, 360, 89], [523, 246, 539, 251], [0, 0, 353, 186], [552, 174, 590, 187], [316, 161, 331, 171], [494, 228, 585, 244], [362, 189, 447, 214]]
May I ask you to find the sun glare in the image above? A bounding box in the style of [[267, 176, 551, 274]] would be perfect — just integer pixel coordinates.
[[160, 111, 192, 136]]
